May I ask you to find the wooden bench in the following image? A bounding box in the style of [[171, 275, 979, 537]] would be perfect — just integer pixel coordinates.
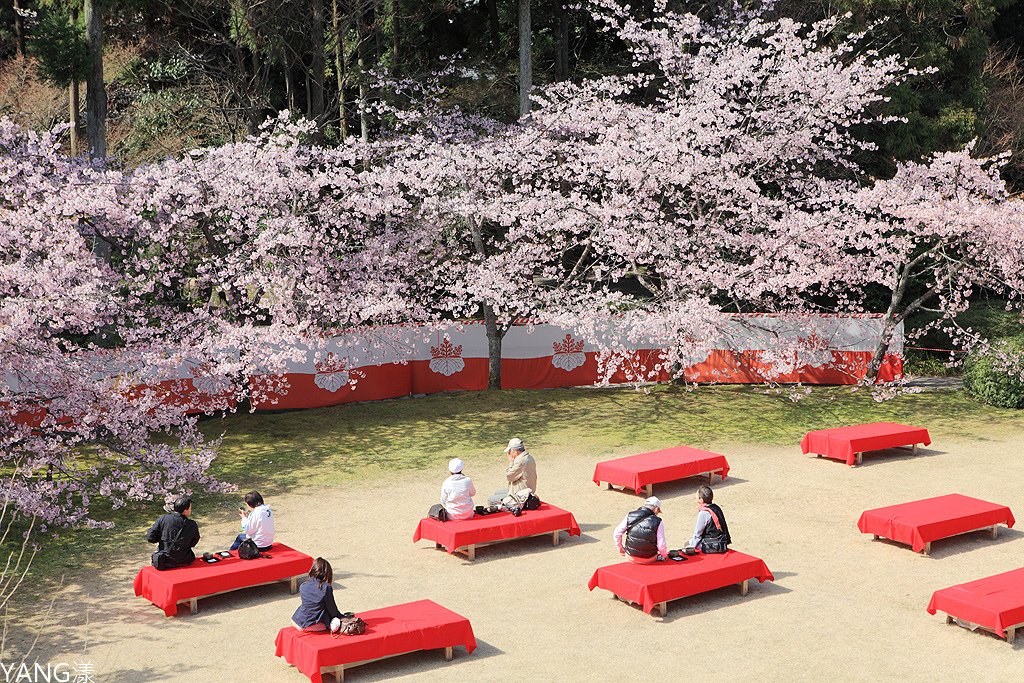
[[588, 550, 774, 617], [413, 503, 581, 561], [593, 445, 730, 497], [275, 599, 476, 683]]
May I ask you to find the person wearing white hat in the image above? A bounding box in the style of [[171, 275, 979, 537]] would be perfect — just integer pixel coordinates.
[[440, 457, 476, 521], [488, 437, 538, 505], [613, 496, 669, 564]]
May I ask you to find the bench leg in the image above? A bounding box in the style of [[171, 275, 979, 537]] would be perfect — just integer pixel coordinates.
[[708, 471, 715, 484], [1007, 626, 1017, 643], [740, 579, 749, 597], [605, 482, 612, 490], [946, 615, 954, 625], [552, 531, 560, 546], [655, 602, 667, 618], [922, 542, 931, 556], [444, 646, 454, 661], [290, 576, 298, 594], [189, 598, 198, 615], [435, 543, 443, 550], [912, 443, 918, 454], [467, 545, 475, 561], [872, 534, 879, 540], [991, 525, 999, 540], [854, 452, 863, 466], [644, 484, 653, 497], [334, 668, 344, 683]]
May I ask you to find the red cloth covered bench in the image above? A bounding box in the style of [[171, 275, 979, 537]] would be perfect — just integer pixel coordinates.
[[412, 503, 580, 561], [592, 445, 730, 496], [927, 567, 1024, 643], [587, 550, 774, 617], [275, 599, 476, 683], [801, 421, 931, 466], [857, 494, 1015, 555], [133, 543, 313, 616]]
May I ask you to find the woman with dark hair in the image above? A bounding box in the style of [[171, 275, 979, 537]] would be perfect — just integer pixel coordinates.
[[291, 558, 344, 633], [230, 490, 275, 551]]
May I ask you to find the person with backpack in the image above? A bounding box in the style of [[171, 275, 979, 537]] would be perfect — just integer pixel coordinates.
[[685, 485, 731, 553], [613, 496, 669, 564], [230, 490, 275, 552], [292, 558, 345, 633], [146, 496, 201, 569]]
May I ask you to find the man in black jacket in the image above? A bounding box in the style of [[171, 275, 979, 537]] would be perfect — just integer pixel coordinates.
[[146, 496, 201, 569], [613, 496, 669, 564]]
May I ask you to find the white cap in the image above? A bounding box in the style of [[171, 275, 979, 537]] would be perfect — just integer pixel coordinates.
[[448, 458, 464, 474], [644, 496, 662, 510], [504, 438, 525, 453]]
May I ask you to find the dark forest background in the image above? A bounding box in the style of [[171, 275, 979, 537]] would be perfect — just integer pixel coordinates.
[[3, 1, 1024, 187]]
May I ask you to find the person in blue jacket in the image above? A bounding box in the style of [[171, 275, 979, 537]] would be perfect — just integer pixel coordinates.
[[292, 557, 345, 633]]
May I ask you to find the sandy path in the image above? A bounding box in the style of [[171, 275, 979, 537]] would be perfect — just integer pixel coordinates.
[[22, 428, 1024, 682]]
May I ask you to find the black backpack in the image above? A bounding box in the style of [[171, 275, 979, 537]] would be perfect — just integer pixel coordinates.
[[523, 493, 541, 511], [238, 538, 268, 559], [428, 504, 449, 522]]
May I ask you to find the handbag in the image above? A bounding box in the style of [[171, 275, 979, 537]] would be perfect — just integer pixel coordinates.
[[238, 537, 267, 559], [428, 504, 449, 522], [337, 616, 366, 636]]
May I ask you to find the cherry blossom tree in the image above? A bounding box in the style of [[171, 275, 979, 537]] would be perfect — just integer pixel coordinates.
[[0, 120, 228, 528], [2, 111, 431, 526], [351, 1, 1024, 388]]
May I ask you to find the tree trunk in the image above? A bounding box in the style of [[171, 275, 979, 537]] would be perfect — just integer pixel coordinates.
[[12, 0, 26, 57], [556, 3, 569, 81], [69, 80, 80, 155], [487, 0, 500, 50], [332, 0, 347, 140], [483, 303, 504, 389], [390, 0, 400, 77], [356, 4, 371, 143], [471, 219, 504, 388], [83, 0, 107, 160], [308, 0, 326, 128], [518, 0, 532, 117], [283, 53, 297, 111], [864, 251, 940, 382], [304, 67, 313, 116], [866, 319, 896, 383]]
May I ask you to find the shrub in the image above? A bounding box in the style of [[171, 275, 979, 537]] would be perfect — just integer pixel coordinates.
[[963, 336, 1024, 409]]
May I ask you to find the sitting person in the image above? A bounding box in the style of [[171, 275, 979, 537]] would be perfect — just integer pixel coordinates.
[[292, 557, 345, 633], [440, 458, 476, 520], [230, 490, 275, 552], [488, 437, 538, 505], [613, 496, 668, 564], [146, 496, 201, 569], [686, 485, 731, 553]]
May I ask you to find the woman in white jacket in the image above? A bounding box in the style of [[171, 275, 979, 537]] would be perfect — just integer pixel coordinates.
[[440, 458, 476, 520]]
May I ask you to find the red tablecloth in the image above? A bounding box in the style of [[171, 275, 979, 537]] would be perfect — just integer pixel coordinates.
[[592, 446, 730, 493], [133, 544, 313, 616], [413, 503, 580, 553], [587, 550, 774, 614], [927, 568, 1024, 638], [857, 494, 1014, 553], [800, 422, 931, 465], [275, 599, 476, 683]]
